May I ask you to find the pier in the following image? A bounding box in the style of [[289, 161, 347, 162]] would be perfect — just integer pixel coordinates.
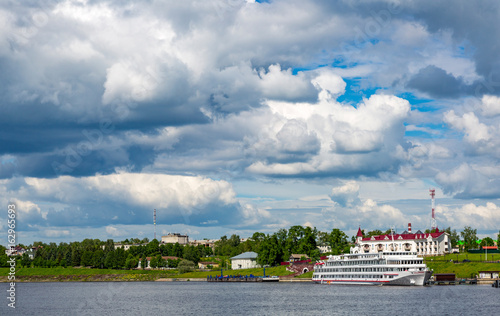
[[429, 278, 477, 285], [207, 275, 279, 282]]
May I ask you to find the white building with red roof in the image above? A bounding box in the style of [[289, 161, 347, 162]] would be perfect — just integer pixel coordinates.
[[351, 224, 450, 256]]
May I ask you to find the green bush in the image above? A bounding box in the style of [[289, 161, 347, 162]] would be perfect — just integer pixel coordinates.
[[178, 259, 195, 274]]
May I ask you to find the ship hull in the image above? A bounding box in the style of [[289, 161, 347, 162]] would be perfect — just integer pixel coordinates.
[[313, 271, 432, 286]]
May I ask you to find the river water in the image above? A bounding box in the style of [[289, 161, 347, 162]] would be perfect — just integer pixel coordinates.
[[1, 281, 498, 315]]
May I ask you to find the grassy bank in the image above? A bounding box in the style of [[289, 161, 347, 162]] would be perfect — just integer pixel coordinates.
[[0, 267, 178, 282], [425, 253, 500, 278], [0, 265, 295, 282], [176, 265, 294, 279]]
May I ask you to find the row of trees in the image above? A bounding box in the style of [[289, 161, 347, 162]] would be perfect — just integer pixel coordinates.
[[1, 226, 498, 269], [0, 238, 212, 269]]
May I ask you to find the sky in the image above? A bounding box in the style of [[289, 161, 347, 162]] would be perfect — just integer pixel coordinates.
[[1, 0, 500, 246]]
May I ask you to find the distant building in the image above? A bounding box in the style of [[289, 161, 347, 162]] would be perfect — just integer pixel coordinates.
[[100, 243, 143, 251], [317, 245, 332, 253], [161, 233, 189, 245], [113, 243, 142, 251], [289, 254, 310, 262], [478, 271, 500, 279], [5, 246, 27, 257], [198, 261, 219, 269], [350, 225, 450, 256], [230, 252, 259, 270], [190, 239, 218, 249], [138, 256, 180, 269]]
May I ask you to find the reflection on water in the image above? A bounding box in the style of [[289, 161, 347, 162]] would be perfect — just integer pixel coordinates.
[[1, 281, 498, 315]]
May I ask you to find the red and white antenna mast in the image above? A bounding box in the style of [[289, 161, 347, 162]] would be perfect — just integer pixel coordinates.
[[429, 189, 436, 230], [154, 209, 157, 240]]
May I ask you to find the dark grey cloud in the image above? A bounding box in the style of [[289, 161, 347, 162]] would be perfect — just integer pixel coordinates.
[[406, 65, 468, 98]]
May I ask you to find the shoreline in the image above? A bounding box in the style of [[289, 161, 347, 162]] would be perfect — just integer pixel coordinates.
[[0, 275, 311, 283]]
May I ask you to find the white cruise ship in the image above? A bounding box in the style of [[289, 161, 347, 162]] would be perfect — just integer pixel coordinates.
[[312, 251, 432, 285], [312, 227, 433, 286]]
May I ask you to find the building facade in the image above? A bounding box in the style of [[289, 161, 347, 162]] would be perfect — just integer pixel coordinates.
[[230, 252, 259, 270], [161, 233, 189, 245], [351, 225, 450, 256]]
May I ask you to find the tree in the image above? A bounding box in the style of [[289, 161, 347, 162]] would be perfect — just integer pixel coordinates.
[[81, 250, 93, 267], [92, 249, 105, 268], [298, 226, 317, 256], [480, 237, 494, 247], [21, 253, 32, 267], [71, 247, 81, 267], [104, 239, 114, 253], [365, 230, 383, 238], [183, 245, 200, 264], [173, 243, 184, 258], [460, 226, 477, 251], [140, 254, 148, 269], [146, 239, 160, 256], [114, 247, 127, 269], [104, 251, 116, 269], [177, 259, 195, 273], [167, 258, 180, 268], [125, 254, 138, 269], [329, 228, 348, 255]]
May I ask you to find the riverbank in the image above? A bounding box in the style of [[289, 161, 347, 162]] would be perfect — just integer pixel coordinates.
[[3, 254, 499, 282], [0, 265, 295, 282]]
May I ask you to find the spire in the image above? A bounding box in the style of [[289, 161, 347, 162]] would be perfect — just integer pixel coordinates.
[[356, 226, 363, 238]]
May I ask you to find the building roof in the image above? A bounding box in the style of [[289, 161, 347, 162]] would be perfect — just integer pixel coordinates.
[[356, 227, 363, 238], [361, 231, 445, 242], [142, 256, 179, 261], [230, 252, 258, 260], [290, 254, 309, 259]]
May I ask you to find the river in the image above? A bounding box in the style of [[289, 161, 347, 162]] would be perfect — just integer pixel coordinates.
[[2, 282, 498, 315]]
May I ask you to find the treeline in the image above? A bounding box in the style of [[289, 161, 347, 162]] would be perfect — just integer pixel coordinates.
[[0, 238, 213, 269], [213, 226, 351, 267], [1, 225, 498, 269]]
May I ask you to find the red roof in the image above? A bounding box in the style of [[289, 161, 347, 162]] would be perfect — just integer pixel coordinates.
[[356, 227, 363, 238], [143, 256, 179, 261], [361, 231, 444, 241]]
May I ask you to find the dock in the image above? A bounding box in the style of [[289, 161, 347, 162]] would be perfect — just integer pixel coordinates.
[[207, 275, 280, 282], [429, 278, 477, 285]]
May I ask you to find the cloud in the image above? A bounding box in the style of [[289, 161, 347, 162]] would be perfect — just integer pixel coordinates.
[[246, 87, 410, 176], [330, 181, 360, 207], [3, 0, 500, 242], [105, 226, 121, 237], [443, 108, 500, 158], [480, 95, 500, 116], [406, 65, 468, 98], [436, 163, 500, 199], [444, 110, 491, 143], [438, 202, 500, 230], [0, 173, 240, 228], [42, 229, 71, 238], [321, 198, 417, 231]]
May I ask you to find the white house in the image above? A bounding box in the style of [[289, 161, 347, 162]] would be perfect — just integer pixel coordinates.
[[230, 252, 259, 270], [351, 225, 450, 256]]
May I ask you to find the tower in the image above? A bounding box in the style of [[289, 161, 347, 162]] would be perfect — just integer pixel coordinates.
[[429, 189, 436, 230], [154, 208, 157, 240]]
